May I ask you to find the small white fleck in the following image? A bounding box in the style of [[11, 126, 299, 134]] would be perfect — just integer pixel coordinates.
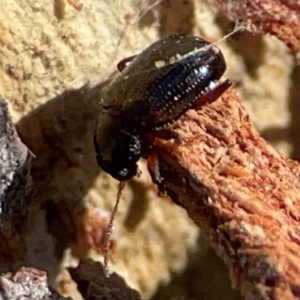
[[208, 80, 216, 90], [199, 66, 208, 76], [154, 60, 166, 68]]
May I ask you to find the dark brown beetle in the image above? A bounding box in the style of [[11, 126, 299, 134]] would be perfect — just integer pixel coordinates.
[[94, 35, 231, 187]]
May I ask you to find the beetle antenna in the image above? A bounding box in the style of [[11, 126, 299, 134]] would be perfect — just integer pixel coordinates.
[[176, 19, 251, 62], [103, 180, 126, 277], [192, 22, 247, 55]]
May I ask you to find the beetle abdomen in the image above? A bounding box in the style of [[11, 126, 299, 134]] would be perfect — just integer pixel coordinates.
[[121, 44, 226, 131]]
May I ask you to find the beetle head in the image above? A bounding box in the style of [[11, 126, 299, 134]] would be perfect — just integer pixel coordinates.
[[94, 127, 142, 181]]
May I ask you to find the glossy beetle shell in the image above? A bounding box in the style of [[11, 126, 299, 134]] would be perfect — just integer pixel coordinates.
[[95, 35, 228, 181]]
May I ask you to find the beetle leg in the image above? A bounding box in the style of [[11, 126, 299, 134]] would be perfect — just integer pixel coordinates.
[[147, 152, 165, 193], [148, 129, 178, 141], [117, 55, 137, 72], [194, 79, 232, 108]]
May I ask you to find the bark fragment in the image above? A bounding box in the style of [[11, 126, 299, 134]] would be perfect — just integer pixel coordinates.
[[0, 98, 31, 222], [69, 259, 142, 300]]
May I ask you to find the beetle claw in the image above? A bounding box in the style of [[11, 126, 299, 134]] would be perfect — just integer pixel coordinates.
[[117, 55, 137, 72]]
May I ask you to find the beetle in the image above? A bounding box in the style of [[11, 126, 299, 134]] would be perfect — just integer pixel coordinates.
[[94, 35, 231, 188]]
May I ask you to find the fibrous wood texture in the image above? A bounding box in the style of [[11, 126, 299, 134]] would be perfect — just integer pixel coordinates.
[[155, 88, 300, 300], [161, 2, 300, 299]]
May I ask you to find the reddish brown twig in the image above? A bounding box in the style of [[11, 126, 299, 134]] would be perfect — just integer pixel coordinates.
[[154, 87, 300, 299]]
